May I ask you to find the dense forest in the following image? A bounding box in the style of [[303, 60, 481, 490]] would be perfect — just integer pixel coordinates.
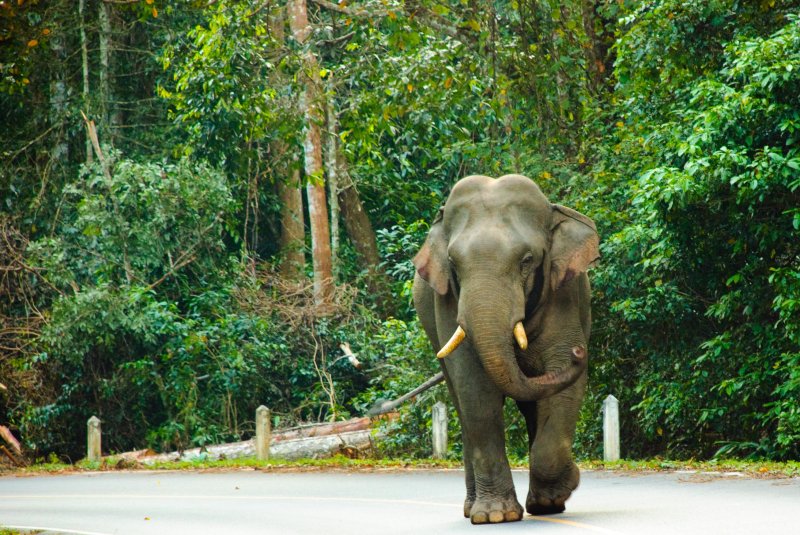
[[1, 0, 798, 462]]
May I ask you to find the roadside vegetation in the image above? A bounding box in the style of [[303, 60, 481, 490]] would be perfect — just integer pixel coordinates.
[[1, 1, 798, 464], [6, 455, 800, 480]]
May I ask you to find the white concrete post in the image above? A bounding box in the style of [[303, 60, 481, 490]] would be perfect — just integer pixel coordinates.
[[432, 401, 448, 459], [256, 405, 272, 461], [603, 395, 620, 461], [87, 416, 101, 462]]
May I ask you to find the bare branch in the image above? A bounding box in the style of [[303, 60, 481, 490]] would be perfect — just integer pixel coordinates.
[[367, 372, 445, 416], [321, 30, 356, 46], [7, 125, 59, 162], [310, 0, 387, 17]]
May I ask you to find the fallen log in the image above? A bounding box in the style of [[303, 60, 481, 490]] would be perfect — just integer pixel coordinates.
[[0, 425, 21, 456], [113, 414, 396, 465], [135, 430, 378, 464], [272, 416, 374, 443], [1, 445, 25, 467], [113, 448, 158, 463]]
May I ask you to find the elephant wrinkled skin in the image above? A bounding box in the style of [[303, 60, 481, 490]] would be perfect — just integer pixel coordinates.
[[412, 174, 599, 524]]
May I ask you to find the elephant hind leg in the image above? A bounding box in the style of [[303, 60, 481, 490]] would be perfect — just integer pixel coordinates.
[[516, 399, 538, 448]]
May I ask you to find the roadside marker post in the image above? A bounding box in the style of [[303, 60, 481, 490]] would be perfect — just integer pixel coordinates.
[[432, 401, 448, 459], [603, 395, 620, 462], [256, 405, 272, 461], [87, 416, 101, 462]]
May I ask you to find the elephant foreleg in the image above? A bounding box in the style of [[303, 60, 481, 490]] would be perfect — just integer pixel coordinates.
[[459, 393, 522, 523], [525, 373, 586, 515], [436, 363, 476, 517], [443, 353, 523, 524]]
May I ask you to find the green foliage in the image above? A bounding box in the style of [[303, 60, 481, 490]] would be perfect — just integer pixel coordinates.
[[160, 1, 300, 166], [19, 156, 246, 456], [584, 7, 800, 460], [4, 0, 800, 464], [17, 154, 371, 456], [334, 2, 578, 229], [376, 219, 430, 319], [28, 153, 235, 291], [351, 317, 458, 458]]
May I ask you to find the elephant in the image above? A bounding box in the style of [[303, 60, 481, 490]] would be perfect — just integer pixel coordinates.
[[412, 174, 599, 524]]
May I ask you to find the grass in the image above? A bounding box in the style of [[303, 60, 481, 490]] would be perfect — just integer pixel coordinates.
[[580, 458, 800, 477], [126, 456, 464, 472], [6, 455, 462, 474], [6, 455, 800, 478], [0, 529, 42, 535]]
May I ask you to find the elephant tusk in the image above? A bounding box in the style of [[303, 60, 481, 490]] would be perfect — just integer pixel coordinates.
[[513, 322, 528, 350], [437, 326, 466, 358]]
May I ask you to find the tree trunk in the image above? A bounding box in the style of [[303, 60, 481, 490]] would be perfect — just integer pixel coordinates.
[[269, 4, 306, 279], [289, 0, 334, 306], [581, 0, 609, 94], [49, 30, 68, 167], [326, 87, 340, 278], [337, 158, 393, 315], [243, 153, 260, 258], [337, 177, 380, 275], [278, 170, 306, 280], [323, 90, 382, 282], [98, 0, 112, 141], [327, 71, 391, 311], [79, 0, 92, 165]]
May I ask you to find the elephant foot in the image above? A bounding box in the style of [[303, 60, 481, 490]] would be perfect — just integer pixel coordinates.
[[526, 462, 579, 516], [468, 495, 523, 524], [463, 497, 474, 518], [526, 493, 566, 515]]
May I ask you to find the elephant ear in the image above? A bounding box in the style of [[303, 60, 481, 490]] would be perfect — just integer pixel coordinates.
[[550, 204, 600, 291], [413, 208, 449, 295]]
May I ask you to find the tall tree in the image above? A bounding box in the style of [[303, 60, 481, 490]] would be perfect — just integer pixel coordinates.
[[289, 0, 333, 305], [271, 4, 306, 280], [79, 0, 92, 165], [325, 86, 340, 278], [97, 0, 113, 142]]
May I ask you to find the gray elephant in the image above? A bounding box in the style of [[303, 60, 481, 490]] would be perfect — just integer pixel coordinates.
[[412, 174, 599, 524]]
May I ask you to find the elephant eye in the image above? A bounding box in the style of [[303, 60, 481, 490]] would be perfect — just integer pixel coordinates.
[[520, 253, 535, 274]]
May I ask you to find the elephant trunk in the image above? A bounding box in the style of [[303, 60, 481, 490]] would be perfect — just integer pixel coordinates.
[[460, 282, 586, 402]]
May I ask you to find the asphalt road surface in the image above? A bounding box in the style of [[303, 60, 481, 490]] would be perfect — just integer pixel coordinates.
[[1, 469, 798, 534]]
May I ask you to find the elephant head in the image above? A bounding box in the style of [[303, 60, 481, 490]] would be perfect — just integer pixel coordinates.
[[413, 174, 599, 401]]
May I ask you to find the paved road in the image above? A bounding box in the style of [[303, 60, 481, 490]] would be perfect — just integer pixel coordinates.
[[1, 469, 798, 534]]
